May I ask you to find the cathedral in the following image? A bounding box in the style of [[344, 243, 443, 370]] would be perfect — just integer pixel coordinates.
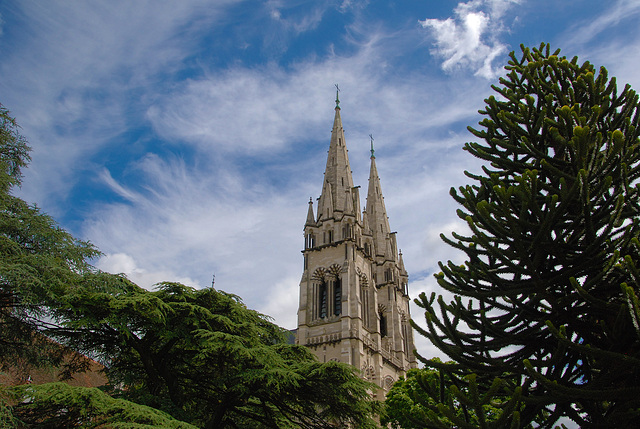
[[296, 91, 417, 399]]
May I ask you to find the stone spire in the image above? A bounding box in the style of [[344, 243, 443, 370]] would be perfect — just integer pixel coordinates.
[[297, 93, 417, 401], [365, 140, 393, 260], [398, 249, 407, 275], [305, 198, 316, 226], [317, 87, 355, 219]]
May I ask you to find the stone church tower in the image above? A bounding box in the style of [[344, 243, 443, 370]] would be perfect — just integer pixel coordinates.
[[296, 91, 417, 399]]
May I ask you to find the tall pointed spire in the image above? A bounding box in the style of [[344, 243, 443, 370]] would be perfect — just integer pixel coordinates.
[[298, 93, 417, 400], [398, 249, 407, 275], [365, 139, 392, 259], [318, 86, 355, 218]]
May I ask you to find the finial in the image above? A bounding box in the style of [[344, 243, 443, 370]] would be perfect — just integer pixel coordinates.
[[369, 134, 375, 158], [211, 273, 215, 288], [335, 84, 340, 109], [309, 197, 313, 204]]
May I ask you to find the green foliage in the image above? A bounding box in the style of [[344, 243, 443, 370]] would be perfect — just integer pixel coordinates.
[[55, 281, 381, 429], [7, 382, 197, 428], [0, 104, 30, 192], [414, 43, 640, 427], [0, 104, 100, 373], [383, 365, 523, 429]]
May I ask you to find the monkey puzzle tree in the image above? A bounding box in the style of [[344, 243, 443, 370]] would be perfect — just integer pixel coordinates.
[[413, 43, 640, 427]]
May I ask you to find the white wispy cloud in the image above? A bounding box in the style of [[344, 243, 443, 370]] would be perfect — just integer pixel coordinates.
[[29, 17, 491, 340], [86, 153, 306, 327], [267, 0, 326, 34], [1, 0, 237, 209], [563, 0, 640, 48], [1, 0, 526, 348], [99, 169, 142, 203], [419, 0, 520, 78]]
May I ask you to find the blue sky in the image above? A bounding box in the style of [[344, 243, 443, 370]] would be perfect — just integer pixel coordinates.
[[1, 0, 640, 360]]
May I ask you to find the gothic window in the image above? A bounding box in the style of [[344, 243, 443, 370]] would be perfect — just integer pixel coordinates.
[[364, 242, 370, 256], [319, 280, 327, 319], [362, 365, 375, 381], [333, 278, 342, 316], [401, 314, 410, 354], [328, 230, 333, 243], [379, 312, 387, 337], [312, 268, 330, 321], [361, 286, 369, 328], [384, 376, 395, 391], [305, 233, 316, 249]]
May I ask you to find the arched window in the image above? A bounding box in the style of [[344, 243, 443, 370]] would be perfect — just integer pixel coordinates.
[[379, 312, 387, 337], [319, 280, 327, 319], [401, 315, 410, 354], [342, 223, 351, 239], [361, 286, 369, 328], [333, 278, 342, 316], [305, 233, 316, 249]]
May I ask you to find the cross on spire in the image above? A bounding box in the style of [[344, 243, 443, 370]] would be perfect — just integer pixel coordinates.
[[369, 134, 375, 158], [335, 84, 340, 109]]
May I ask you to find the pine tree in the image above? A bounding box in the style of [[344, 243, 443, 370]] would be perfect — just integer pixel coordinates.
[[413, 44, 640, 427]]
